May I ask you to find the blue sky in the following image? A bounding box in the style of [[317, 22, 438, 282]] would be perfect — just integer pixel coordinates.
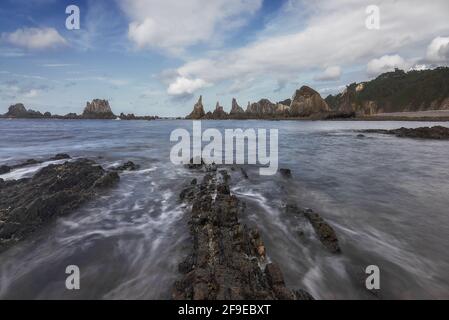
[[1, 0, 448, 116]]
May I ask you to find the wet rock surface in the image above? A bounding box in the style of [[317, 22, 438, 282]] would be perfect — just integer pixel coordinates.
[[286, 204, 341, 253], [279, 168, 292, 178], [173, 169, 313, 300], [0, 158, 119, 252], [362, 126, 449, 140], [112, 161, 140, 172]]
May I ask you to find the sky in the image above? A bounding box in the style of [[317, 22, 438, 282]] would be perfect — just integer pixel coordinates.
[[0, 0, 448, 117]]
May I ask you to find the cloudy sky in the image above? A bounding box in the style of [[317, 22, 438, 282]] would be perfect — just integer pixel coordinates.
[[0, 0, 448, 116]]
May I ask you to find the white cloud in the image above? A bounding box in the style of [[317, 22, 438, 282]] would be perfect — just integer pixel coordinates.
[[2, 27, 67, 50], [167, 76, 210, 96], [426, 36, 449, 62], [367, 55, 408, 76], [119, 0, 262, 53], [24, 89, 40, 98], [165, 0, 449, 93], [314, 66, 342, 81]]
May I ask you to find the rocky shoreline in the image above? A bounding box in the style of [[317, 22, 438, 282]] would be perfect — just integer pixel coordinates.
[[361, 126, 449, 140], [0, 155, 139, 253]]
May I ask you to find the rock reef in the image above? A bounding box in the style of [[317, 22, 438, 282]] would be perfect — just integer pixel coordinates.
[[362, 126, 449, 140], [173, 167, 313, 300]]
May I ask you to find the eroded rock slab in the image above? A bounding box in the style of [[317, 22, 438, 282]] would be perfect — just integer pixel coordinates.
[[0, 159, 119, 252], [173, 170, 313, 300]]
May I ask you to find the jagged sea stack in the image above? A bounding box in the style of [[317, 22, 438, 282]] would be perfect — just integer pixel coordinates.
[[186, 96, 206, 120], [230, 98, 245, 115], [212, 102, 228, 119], [82, 99, 115, 119]]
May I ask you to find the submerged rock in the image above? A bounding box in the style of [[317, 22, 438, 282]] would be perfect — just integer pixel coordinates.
[[174, 170, 312, 300], [362, 126, 449, 140], [51, 153, 71, 160], [0, 159, 119, 252], [279, 168, 292, 178], [0, 165, 11, 175], [112, 161, 140, 171], [286, 204, 341, 253]]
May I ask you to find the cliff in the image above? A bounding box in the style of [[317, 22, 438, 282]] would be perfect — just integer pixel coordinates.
[[325, 67, 449, 115]]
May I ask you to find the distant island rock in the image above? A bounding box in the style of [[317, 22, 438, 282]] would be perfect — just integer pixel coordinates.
[[4, 103, 49, 119], [82, 99, 116, 119], [1, 99, 158, 121]]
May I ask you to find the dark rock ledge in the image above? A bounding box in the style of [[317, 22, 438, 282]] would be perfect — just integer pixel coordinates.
[[285, 203, 341, 254], [174, 167, 313, 300], [0, 156, 120, 253], [0, 153, 71, 175], [361, 126, 449, 140]]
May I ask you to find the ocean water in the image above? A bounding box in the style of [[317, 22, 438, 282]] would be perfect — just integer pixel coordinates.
[[0, 119, 449, 300]]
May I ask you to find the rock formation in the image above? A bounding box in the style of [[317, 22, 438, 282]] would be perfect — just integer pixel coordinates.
[[290, 86, 330, 117], [212, 102, 228, 119], [246, 99, 276, 117], [5, 103, 28, 117], [3, 103, 46, 118], [0, 157, 119, 252], [230, 98, 245, 115], [82, 99, 115, 119], [173, 168, 313, 300], [186, 96, 206, 120]]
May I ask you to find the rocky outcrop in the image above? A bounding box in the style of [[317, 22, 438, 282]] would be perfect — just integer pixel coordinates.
[[186, 96, 206, 120], [0, 154, 72, 176], [3, 103, 46, 119], [174, 169, 313, 300], [5, 103, 27, 117], [290, 86, 330, 117], [246, 99, 276, 117], [0, 157, 119, 252], [82, 99, 115, 119], [212, 102, 228, 119], [362, 126, 449, 140], [230, 98, 245, 116]]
